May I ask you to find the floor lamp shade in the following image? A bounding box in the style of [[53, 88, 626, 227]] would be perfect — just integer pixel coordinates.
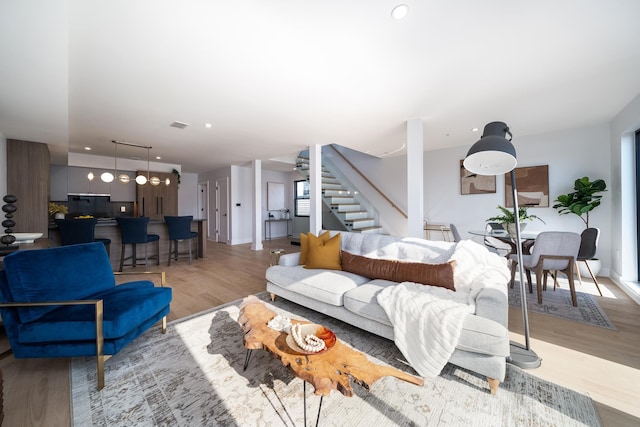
[[463, 121, 517, 175]]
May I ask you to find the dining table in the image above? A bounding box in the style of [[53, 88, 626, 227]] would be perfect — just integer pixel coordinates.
[[468, 229, 540, 256]]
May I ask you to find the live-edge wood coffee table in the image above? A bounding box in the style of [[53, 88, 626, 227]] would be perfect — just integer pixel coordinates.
[[238, 296, 424, 426]]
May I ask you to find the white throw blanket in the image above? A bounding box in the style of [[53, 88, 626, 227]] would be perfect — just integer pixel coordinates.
[[378, 282, 473, 377], [377, 240, 510, 378]]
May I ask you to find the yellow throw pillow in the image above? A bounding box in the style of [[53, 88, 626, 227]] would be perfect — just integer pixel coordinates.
[[304, 232, 342, 270], [299, 231, 330, 265]]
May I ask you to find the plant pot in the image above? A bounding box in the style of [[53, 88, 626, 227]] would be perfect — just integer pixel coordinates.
[[504, 222, 527, 237], [578, 258, 601, 278], [54, 212, 65, 220]]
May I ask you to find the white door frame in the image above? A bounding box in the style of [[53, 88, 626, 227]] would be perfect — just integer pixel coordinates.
[[197, 181, 210, 238]]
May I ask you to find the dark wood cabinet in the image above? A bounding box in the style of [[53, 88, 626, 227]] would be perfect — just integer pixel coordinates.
[[6, 139, 50, 235], [135, 171, 177, 220]]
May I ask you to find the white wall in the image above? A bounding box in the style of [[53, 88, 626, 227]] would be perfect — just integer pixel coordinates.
[[610, 92, 640, 283], [178, 172, 198, 217], [0, 131, 6, 198], [230, 165, 253, 245], [356, 125, 613, 273], [261, 169, 296, 239]]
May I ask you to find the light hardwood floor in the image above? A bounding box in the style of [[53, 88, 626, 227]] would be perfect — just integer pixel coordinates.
[[1, 238, 639, 426]]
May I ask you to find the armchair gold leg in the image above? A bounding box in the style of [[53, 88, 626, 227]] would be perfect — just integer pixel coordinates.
[[162, 316, 167, 334], [95, 299, 105, 390]]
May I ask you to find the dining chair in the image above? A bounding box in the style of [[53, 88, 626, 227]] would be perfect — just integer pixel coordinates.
[[576, 227, 603, 296], [164, 215, 198, 266], [449, 223, 462, 242], [54, 218, 111, 258], [116, 217, 160, 272], [509, 231, 581, 306]]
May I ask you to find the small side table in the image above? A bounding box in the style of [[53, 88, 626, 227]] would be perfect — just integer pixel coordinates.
[[265, 219, 291, 240], [269, 249, 285, 266]]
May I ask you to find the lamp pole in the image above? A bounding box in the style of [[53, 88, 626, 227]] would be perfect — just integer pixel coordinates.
[[464, 121, 541, 369], [507, 169, 541, 368]]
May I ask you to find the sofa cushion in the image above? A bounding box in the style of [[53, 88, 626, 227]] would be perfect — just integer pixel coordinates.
[[266, 265, 368, 306], [3, 242, 116, 323], [305, 232, 342, 270], [343, 280, 396, 326], [16, 285, 173, 343], [457, 315, 510, 357], [341, 251, 456, 290], [299, 231, 330, 265]]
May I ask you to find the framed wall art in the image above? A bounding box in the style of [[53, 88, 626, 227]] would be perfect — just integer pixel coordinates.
[[504, 165, 549, 207], [460, 160, 496, 195]]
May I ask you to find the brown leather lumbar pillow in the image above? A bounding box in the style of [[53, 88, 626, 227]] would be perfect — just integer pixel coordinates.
[[341, 250, 456, 291]]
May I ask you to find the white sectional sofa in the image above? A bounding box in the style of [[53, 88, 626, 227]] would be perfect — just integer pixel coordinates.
[[266, 230, 512, 394]]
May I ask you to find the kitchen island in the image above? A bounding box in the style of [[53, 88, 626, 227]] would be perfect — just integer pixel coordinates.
[[48, 218, 207, 270]]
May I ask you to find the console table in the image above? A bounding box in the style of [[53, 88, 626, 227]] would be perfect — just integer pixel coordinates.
[[264, 218, 291, 240]]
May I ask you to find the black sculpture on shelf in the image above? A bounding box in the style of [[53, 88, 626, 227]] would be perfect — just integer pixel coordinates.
[[1, 194, 19, 255]]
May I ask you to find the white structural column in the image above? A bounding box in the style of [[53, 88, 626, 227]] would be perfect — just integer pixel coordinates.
[[407, 119, 424, 238], [251, 160, 263, 251], [309, 144, 323, 234]]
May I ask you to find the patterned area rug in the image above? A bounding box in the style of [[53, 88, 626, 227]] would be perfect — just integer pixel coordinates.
[[508, 280, 615, 330], [72, 293, 602, 426]]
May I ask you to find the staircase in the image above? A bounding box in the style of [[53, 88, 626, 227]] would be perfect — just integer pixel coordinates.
[[296, 150, 382, 234]]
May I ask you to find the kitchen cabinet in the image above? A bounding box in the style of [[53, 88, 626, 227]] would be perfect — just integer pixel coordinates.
[[109, 173, 136, 201], [135, 171, 177, 220], [50, 165, 69, 201], [7, 139, 50, 235], [50, 166, 136, 202]]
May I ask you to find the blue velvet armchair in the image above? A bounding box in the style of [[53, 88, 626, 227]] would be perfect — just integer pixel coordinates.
[[0, 242, 172, 390]]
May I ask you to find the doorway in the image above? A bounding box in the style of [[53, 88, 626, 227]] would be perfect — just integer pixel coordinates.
[[215, 177, 229, 244]]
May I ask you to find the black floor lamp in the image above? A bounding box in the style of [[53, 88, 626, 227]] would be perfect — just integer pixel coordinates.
[[463, 121, 541, 369]]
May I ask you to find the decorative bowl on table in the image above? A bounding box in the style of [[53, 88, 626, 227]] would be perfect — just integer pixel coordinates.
[[286, 323, 337, 355]]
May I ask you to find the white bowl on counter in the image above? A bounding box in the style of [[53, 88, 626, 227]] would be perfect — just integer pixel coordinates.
[[1, 232, 43, 244]]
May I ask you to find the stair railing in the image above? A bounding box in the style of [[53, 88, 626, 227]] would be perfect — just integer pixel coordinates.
[[328, 144, 407, 219]]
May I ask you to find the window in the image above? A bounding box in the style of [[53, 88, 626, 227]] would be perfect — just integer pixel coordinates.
[[294, 180, 310, 217]]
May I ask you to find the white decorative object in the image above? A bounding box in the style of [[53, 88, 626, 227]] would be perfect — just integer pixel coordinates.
[[54, 212, 65, 219], [2, 232, 44, 244], [267, 315, 291, 333], [290, 323, 326, 353]]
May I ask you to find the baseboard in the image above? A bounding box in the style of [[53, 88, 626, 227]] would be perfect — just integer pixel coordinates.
[[611, 272, 640, 306]]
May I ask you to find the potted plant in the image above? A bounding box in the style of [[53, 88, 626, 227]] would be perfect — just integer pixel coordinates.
[[48, 202, 69, 219], [552, 177, 606, 228], [487, 205, 545, 236], [553, 176, 607, 276]]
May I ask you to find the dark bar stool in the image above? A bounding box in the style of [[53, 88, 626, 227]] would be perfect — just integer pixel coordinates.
[[164, 215, 198, 266], [54, 218, 111, 258], [116, 217, 160, 272]]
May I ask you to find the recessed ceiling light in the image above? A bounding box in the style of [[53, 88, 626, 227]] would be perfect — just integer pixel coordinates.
[[391, 4, 409, 20], [156, 156, 162, 160], [472, 128, 479, 132], [204, 123, 212, 128], [84, 147, 91, 151]]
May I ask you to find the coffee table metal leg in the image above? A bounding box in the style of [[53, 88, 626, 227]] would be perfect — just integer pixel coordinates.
[[243, 349, 252, 371], [303, 380, 324, 427]]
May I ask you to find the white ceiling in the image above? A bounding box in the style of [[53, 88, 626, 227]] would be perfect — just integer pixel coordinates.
[[2, 1, 640, 173]]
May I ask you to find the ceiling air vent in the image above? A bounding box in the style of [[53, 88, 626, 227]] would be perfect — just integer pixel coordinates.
[[170, 121, 189, 129]]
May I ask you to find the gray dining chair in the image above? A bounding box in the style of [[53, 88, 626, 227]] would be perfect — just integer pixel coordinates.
[[509, 231, 581, 306], [449, 223, 462, 242], [576, 227, 603, 296]]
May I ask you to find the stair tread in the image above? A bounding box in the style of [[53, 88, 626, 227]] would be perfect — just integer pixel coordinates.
[[357, 225, 383, 231]]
